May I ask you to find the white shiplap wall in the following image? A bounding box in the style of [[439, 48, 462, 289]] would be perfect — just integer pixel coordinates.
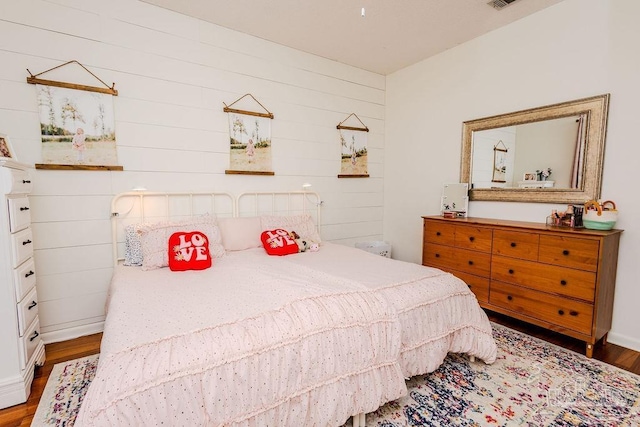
[[0, 0, 385, 341]]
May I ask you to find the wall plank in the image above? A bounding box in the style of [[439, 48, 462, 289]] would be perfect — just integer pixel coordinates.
[[0, 0, 385, 338]]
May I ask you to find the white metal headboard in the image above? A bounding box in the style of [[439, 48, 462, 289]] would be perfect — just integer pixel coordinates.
[[236, 190, 322, 233], [110, 191, 235, 265], [110, 191, 322, 266]]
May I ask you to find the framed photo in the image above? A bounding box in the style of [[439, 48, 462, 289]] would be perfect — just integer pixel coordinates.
[[523, 173, 537, 181], [0, 133, 15, 160]]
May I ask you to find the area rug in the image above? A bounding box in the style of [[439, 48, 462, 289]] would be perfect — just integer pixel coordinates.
[[32, 323, 640, 426]]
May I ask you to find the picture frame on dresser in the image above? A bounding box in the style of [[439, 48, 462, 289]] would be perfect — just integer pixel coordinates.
[[0, 133, 15, 160]]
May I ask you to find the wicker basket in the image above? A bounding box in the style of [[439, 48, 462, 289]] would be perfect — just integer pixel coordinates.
[[583, 200, 618, 230]]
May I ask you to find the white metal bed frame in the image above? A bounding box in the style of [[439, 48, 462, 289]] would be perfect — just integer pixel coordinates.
[[110, 190, 322, 261], [108, 190, 368, 425]]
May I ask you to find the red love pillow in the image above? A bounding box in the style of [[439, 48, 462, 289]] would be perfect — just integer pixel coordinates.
[[261, 229, 299, 256], [168, 231, 212, 271]]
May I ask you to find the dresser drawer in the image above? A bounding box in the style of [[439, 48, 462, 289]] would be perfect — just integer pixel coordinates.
[[491, 256, 596, 302], [10, 228, 34, 268], [450, 270, 489, 303], [14, 258, 36, 302], [8, 196, 31, 233], [538, 235, 599, 272], [454, 225, 492, 252], [490, 281, 593, 335], [492, 230, 539, 261], [19, 318, 42, 369], [424, 220, 456, 246], [423, 244, 491, 277], [17, 287, 39, 336], [1, 167, 33, 194], [423, 243, 456, 270]]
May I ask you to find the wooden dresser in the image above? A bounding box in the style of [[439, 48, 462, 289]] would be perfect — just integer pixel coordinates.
[[422, 216, 622, 358], [0, 160, 45, 409]]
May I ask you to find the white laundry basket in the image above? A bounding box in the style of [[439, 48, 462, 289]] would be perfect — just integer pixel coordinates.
[[355, 241, 391, 258]]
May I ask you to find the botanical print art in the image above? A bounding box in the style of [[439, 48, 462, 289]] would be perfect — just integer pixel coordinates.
[[228, 113, 272, 173], [37, 84, 118, 166], [339, 129, 368, 175]]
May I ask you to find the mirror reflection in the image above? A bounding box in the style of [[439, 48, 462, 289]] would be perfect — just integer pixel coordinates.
[[460, 94, 610, 204], [471, 115, 586, 190]]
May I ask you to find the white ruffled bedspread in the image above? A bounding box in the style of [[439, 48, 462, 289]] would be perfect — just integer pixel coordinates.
[[283, 243, 498, 377], [75, 250, 407, 426], [76, 244, 497, 426]]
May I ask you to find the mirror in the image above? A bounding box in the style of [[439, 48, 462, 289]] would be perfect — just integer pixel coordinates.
[[460, 94, 610, 203], [441, 183, 468, 217]]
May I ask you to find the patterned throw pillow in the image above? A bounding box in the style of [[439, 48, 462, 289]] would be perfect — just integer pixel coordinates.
[[261, 229, 299, 256], [168, 231, 212, 271], [123, 223, 145, 266]]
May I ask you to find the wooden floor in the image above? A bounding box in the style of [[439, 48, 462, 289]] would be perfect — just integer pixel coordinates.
[[1, 312, 639, 426]]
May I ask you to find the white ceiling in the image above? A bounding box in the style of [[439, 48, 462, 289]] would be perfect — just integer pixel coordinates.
[[141, 0, 565, 75]]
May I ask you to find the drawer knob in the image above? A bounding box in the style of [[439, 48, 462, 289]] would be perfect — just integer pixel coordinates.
[[468, 260, 474, 265], [510, 242, 516, 247], [560, 280, 567, 286], [435, 253, 440, 258], [23, 239, 32, 245], [20, 206, 30, 211], [562, 250, 570, 256], [29, 331, 39, 342], [507, 295, 513, 301], [558, 309, 565, 315], [508, 269, 514, 274], [469, 236, 475, 242], [28, 301, 37, 310], [436, 232, 441, 236], [25, 270, 35, 278], [23, 180, 31, 184], [570, 310, 578, 316]]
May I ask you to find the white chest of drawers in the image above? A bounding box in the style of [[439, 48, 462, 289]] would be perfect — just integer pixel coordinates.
[[0, 159, 46, 409]]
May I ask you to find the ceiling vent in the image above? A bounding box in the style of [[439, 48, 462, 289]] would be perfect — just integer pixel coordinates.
[[488, 0, 519, 10]]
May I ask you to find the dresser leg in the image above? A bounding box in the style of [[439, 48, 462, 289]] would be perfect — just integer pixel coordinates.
[[602, 333, 608, 346], [586, 343, 594, 358]]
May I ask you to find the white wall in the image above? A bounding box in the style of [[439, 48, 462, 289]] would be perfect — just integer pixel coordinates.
[[384, 0, 640, 352], [0, 0, 385, 341]]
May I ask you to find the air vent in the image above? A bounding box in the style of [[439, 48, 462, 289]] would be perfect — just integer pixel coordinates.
[[488, 0, 519, 10]]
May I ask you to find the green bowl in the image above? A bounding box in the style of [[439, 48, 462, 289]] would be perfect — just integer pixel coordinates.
[[583, 219, 616, 230]]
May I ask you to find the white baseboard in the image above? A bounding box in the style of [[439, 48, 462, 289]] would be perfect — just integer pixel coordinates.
[[0, 373, 29, 410], [41, 321, 105, 344], [607, 331, 640, 353]]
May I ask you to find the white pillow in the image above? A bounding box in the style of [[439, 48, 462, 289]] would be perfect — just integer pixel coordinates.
[[138, 216, 225, 270], [260, 214, 321, 243], [218, 217, 263, 251]]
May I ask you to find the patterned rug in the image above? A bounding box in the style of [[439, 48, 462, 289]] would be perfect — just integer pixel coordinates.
[[32, 324, 640, 426]]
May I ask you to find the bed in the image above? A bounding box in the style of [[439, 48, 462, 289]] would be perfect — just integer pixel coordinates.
[[75, 191, 497, 426]]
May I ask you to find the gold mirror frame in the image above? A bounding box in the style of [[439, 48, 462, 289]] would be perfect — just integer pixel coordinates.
[[460, 94, 610, 204]]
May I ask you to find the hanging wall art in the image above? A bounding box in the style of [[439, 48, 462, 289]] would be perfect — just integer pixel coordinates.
[[337, 113, 369, 178], [224, 94, 274, 176], [27, 60, 122, 171], [491, 140, 508, 183]]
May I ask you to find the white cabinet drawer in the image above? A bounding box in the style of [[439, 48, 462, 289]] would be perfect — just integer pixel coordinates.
[[20, 318, 41, 369], [8, 196, 31, 233], [14, 258, 36, 302], [10, 228, 34, 268], [1, 167, 33, 194], [17, 287, 39, 337]]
